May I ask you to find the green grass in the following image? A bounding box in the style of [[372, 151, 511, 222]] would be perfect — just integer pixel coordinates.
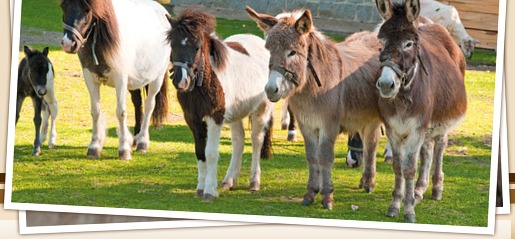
[[13, 0, 496, 227]]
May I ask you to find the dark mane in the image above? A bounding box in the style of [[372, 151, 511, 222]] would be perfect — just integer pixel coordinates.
[[86, 0, 120, 59]]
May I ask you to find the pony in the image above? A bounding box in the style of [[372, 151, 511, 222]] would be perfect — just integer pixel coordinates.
[[16, 46, 58, 156], [59, 0, 170, 160], [166, 9, 274, 202], [246, 6, 383, 210], [374, 0, 467, 222]]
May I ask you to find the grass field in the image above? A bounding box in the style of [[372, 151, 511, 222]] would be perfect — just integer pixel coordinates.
[[11, 0, 497, 227]]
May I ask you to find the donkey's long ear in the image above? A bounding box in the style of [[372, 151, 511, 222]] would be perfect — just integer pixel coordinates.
[[375, 0, 393, 20], [23, 46, 33, 58], [405, 0, 421, 22], [42, 47, 49, 57], [295, 9, 313, 35], [245, 6, 278, 33]]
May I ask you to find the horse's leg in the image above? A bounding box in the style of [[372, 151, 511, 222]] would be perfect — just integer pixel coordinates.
[[32, 97, 43, 156], [114, 76, 133, 160], [287, 107, 297, 142], [384, 140, 393, 163], [415, 137, 434, 203], [43, 91, 58, 148], [84, 70, 106, 158], [203, 117, 223, 202], [135, 81, 161, 152], [359, 124, 381, 193], [40, 102, 49, 145], [298, 123, 320, 206], [318, 125, 340, 210], [248, 103, 273, 191], [431, 134, 447, 200], [221, 120, 244, 191], [280, 101, 289, 130], [188, 119, 208, 198], [129, 89, 143, 141], [346, 133, 363, 168], [15, 96, 25, 125]]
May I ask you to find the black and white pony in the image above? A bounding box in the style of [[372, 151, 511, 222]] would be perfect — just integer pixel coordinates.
[[59, 0, 170, 160], [16, 46, 58, 156]]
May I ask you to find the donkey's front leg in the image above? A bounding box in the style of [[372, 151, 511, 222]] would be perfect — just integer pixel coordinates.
[[115, 77, 133, 160], [221, 121, 244, 191], [202, 117, 223, 202], [298, 124, 320, 206], [401, 131, 424, 223], [318, 127, 339, 210], [32, 97, 43, 156], [84, 70, 106, 158]]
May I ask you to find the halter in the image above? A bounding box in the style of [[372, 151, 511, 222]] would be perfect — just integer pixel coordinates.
[[379, 52, 428, 90], [172, 52, 205, 91], [62, 20, 99, 65]]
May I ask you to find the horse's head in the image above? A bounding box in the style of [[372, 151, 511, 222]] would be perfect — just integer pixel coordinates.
[[247, 6, 315, 102], [460, 36, 478, 59], [60, 0, 96, 53], [23, 46, 51, 97], [166, 9, 216, 92], [375, 0, 422, 99]]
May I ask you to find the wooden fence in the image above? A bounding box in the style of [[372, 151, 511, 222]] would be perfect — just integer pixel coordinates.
[[440, 0, 500, 49]]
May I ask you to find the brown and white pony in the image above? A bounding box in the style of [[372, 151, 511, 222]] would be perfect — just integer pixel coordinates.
[[247, 7, 383, 210], [59, 0, 170, 160], [166, 9, 273, 202], [374, 0, 467, 222]]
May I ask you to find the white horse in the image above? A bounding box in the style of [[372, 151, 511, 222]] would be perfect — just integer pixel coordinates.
[[166, 9, 274, 202], [60, 0, 171, 160]]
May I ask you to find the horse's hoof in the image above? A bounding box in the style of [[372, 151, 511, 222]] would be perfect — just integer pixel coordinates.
[[384, 156, 393, 164], [281, 122, 288, 130], [432, 189, 442, 200], [363, 187, 373, 193], [202, 194, 216, 202], [136, 142, 148, 153], [386, 206, 399, 217], [48, 143, 56, 149], [118, 150, 132, 160], [301, 198, 313, 206], [249, 182, 260, 192], [220, 182, 232, 191], [287, 131, 297, 142], [87, 148, 101, 159], [404, 213, 416, 223], [33, 148, 41, 156], [195, 189, 204, 198]]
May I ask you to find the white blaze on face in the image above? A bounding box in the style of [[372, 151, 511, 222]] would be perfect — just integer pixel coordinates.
[[177, 67, 189, 89], [46, 62, 54, 88], [181, 37, 188, 46]]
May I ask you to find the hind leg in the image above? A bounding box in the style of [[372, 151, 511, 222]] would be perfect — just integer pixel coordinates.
[[346, 133, 363, 168], [248, 103, 273, 191], [359, 124, 380, 193], [415, 138, 434, 203], [221, 120, 244, 190], [84, 70, 106, 158], [431, 134, 447, 200], [280, 101, 289, 130], [43, 92, 58, 148], [135, 81, 162, 153], [129, 89, 143, 143], [287, 107, 297, 142]]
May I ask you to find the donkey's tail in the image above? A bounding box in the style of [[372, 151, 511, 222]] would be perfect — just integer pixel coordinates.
[[260, 114, 274, 159], [151, 71, 169, 128]]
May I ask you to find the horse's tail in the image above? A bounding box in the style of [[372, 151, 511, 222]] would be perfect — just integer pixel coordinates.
[[151, 72, 169, 128], [260, 114, 273, 160]]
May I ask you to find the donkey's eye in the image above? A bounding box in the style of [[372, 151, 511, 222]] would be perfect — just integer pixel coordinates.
[[404, 41, 414, 49], [288, 51, 297, 57]]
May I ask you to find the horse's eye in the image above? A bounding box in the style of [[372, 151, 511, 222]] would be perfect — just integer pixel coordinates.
[[288, 51, 296, 57]]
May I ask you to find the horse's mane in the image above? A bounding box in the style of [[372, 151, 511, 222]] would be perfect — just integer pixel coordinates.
[[86, 0, 120, 59]]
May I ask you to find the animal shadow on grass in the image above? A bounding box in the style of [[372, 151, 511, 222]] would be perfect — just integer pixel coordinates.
[[14, 144, 134, 162]]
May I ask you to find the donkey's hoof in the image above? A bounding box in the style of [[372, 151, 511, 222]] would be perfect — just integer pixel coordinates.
[[431, 189, 442, 200], [404, 213, 416, 223], [202, 194, 216, 202], [87, 148, 101, 159], [195, 189, 204, 198], [136, 142, 148, 153], [322, 201, 333, 210], [33, 148, 41, 156], [301, 198, 314, 206], [118, 150, 132, 160], [384, 156, 393, 164], [249, 182, 260, 192], [386, 206, 399, 217], [220, 182, 232, 191]]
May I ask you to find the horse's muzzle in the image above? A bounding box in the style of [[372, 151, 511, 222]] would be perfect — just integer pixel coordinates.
[[61, 35, 79, 54]]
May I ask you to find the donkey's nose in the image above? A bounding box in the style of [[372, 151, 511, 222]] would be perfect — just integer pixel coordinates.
[[38, 88, 47, 96]]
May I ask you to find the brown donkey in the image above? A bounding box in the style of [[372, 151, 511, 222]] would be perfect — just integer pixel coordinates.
[[247, 7, 383, 210], [374, 0, 467, 222]]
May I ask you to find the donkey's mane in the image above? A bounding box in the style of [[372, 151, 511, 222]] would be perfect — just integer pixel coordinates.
[[85, 0, 120, 59]]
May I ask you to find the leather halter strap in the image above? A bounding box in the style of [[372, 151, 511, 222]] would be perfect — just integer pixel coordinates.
[[62, 21, 99, 65], [270, 59, 322, 88], [380, 54, 428, 90], [172, 53, 205, 90]]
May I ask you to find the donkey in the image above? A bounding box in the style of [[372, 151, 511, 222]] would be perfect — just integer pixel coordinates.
[[247, 7, 383, 210], [374, 0, 467, 222], [16, 46, 58, 156], [166, 9, 274, 202], [59, 0, 170, 160]]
